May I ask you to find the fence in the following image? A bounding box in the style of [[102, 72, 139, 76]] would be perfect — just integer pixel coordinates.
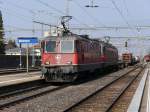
[[0, 55, 41, 68]]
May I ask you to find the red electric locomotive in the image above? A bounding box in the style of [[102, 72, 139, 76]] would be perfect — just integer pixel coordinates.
[[41, 17, 118, 82]]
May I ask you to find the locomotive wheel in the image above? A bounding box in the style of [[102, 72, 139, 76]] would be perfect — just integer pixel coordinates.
[[44, 75, 51, 82]]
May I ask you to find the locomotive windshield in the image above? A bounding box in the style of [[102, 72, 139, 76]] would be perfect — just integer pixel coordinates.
[[46, 41, 56, 52], [61, 40, 74, 53]]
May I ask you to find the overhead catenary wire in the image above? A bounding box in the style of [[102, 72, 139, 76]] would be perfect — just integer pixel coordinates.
[[4, 25, 30, 30], [122, 0, 130, 16], [110, 0, 131, 27], [3, 0, 35, 14], [0, 2, 55, 36], [121, 0, 141, 34], [73, 0, 106, 27], [35, 0, 65, 16], [35, 0, 94, 28], [110, 0, 138, 36], [0, 1, 148, 37], [4, 0, 63, 23], [1, 1, 56, 30], [0, 1, 59, 25], [2, 25, 150, 32], [0, 6, 32, 23]]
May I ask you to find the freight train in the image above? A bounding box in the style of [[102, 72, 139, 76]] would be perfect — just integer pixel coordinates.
[[122, 53, 140, 66], [41, 17, 119, 82], [122, 53, 133, 66]]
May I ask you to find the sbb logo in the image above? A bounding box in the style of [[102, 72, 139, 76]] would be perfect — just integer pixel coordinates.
[[55, 55, 61, 64]]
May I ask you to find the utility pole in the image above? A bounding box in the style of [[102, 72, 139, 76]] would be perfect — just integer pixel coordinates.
[[26, 44, 29, 74], [31, 10, 36, 67], [19, 43, 22, 68]]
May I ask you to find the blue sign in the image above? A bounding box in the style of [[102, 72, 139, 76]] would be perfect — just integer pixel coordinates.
[[18, 37, 38, 44]]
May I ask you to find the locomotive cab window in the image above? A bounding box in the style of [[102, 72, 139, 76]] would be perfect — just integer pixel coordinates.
[[61, 40, 74, 53], [46, 41, 56, 52]]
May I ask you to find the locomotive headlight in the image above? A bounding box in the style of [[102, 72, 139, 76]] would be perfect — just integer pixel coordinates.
[[45, 61, 50, 65]]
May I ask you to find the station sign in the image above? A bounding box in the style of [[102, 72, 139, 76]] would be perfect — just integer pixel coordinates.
[[17, 37, 38, 74], [17, 37, 38, 44]]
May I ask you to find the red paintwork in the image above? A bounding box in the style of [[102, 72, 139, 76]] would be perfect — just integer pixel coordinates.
[[41, 37, 118, 66], [144, 55, 150, 62], [42, 53, 74, 65]]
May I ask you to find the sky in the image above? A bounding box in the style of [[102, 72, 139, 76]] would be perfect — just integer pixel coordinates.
[[0, 0, 150, 56]]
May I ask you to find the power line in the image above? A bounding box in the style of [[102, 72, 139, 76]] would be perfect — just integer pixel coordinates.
[[70, 25, 150, 31], [3, 0, 62, 25], [2, 25, 150, 32], [33, 21, 62, 29], [0, 6, 32, 23], [35, 0, 65, 15], [73, 0, 106, 27], [1, 1, 58, 24], [3, 0, 35, 14], [35, 0, 93, 28], [4, 25, 28, 29], [110, 0, 131, 28], [122, 0, 130, 16], [110, 0, 138, 35]]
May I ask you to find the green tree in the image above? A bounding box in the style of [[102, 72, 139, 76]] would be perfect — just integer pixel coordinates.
[[5, 40, 17, 50], [0, 11, 5, 54]]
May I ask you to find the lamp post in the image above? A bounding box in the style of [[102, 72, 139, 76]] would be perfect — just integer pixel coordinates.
[[19, 43, 22, 69]]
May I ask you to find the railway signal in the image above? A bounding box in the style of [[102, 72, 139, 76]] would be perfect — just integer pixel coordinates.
[[125, 41, 128, 47]]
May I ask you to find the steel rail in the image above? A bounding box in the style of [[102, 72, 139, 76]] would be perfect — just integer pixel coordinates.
[[64, 65, 144, 112], [0, 84, 70, 109], [105, 66, 144, 112]]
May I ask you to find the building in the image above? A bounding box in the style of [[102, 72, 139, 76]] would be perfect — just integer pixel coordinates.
[[5, 48, 26, 55], [30, 44, 41, 56]]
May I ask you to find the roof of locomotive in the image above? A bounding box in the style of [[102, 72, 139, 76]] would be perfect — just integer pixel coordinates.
[[44, 33, 90, 41], [44, 34, 101, 42], [44, 34, 117, 49]]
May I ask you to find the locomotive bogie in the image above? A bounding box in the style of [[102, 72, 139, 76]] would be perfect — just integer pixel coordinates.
[[42, 65, 78, 82]]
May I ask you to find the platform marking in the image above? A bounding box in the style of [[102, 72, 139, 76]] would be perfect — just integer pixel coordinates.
[[0, 72, 41, 78], [147, 69, 150, 112], [0, 76, 41, 84], [127, 68, 148, 112]]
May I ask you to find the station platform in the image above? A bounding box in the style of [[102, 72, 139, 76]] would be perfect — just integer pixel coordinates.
[[0, 71, 42, 87], [140, 63, 150, 112], [127, 63, 150, 112]]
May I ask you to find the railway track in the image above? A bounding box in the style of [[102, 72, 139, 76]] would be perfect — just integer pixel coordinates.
[[0, 64, 144, 112], [0, 82, 69, 109], [64, 65, 144, 112]]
